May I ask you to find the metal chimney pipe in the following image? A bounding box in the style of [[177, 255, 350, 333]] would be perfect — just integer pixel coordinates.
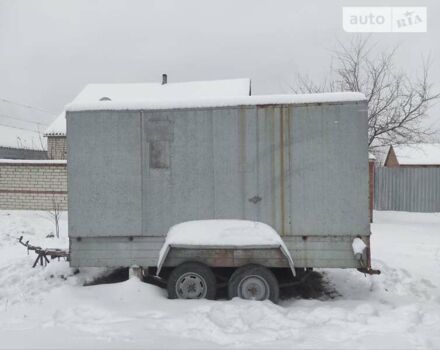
[[162, 74, 167, 85]]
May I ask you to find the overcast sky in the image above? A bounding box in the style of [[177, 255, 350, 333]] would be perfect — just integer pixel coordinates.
[[0, 0, 438, 131]]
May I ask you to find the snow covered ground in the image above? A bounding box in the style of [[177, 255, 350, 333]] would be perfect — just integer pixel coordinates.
[[1, 210, 439, 349]]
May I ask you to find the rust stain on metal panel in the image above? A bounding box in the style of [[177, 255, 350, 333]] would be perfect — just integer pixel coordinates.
[[166, 248, 234, 267], [280, 107, 286, 236], [233, 248, 287, 266], [239, 107, 247, 217], [269, 107, 276, 227], [365, 235, 372, 269], [255, 104, 280, 108], [287, 107, 293, 234], [208, 249, 234, 266]]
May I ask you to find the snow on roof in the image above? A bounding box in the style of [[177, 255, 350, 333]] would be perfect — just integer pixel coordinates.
[[0, 159, 65, 164], [0, 125, 46, 151], [368, 153, 376, 160], [67, 92, 366, 114], [45, 78, 251, 136], [44, 111, 66, 136], [392, 143, 440, 165]]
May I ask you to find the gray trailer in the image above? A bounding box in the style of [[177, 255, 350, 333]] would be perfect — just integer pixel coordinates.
[[67, 92, 376, 303]]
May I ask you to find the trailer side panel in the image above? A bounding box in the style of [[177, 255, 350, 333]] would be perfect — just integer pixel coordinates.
[[68, 100, 369, 268]]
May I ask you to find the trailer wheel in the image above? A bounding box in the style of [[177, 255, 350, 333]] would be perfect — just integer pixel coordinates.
[[228, 264, 279, 303], [167, 262, 216, 300]]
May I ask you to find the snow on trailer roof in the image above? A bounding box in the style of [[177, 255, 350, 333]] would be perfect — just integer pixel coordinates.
[[392, 143, 440, 165], [156, 220, 295, 276], [45, 78, 251, 136], [67, 92, 366, 113]]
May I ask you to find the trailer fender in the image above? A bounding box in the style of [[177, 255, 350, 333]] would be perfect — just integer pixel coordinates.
[[156, 243, 295, 277]]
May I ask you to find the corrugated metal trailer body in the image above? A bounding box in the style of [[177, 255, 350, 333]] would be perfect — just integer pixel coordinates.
[[68, 100, 369, 268]]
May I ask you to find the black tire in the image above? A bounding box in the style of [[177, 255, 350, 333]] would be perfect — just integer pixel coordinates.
[[228, 264, 279, 304], [167, 262, 217, 300]]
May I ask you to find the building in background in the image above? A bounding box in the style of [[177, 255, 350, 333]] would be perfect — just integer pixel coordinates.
[[0, 124, 64, 211], [384, 143, 440, 167], [376, 143, 440, 213], [44, 113, 67, 159]]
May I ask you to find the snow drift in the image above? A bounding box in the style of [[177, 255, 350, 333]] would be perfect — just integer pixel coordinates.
[[1, 210, 440, 349]]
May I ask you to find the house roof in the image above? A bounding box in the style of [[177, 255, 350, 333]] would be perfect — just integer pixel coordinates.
[[45, 78, 252, 136], [0, 125, 46, 151], [391, 143, 440, 165]]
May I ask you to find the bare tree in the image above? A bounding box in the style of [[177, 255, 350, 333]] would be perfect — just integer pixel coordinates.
[[48, 197, 61, 238], [37, 127, 47, 153], [292, 37, 440, 151]]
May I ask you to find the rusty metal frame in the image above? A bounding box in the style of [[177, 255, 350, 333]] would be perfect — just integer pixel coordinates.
[[156, 243, 295, 277]]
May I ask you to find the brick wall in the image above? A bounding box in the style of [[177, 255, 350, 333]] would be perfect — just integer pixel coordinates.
[[47, 136, 67, 160], [0, 160, 67, 210]]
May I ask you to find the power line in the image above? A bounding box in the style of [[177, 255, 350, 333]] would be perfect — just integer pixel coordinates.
[[0, 112, 49, 127], [0, 97, 55, 116], [0, 121, 44, 133]]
